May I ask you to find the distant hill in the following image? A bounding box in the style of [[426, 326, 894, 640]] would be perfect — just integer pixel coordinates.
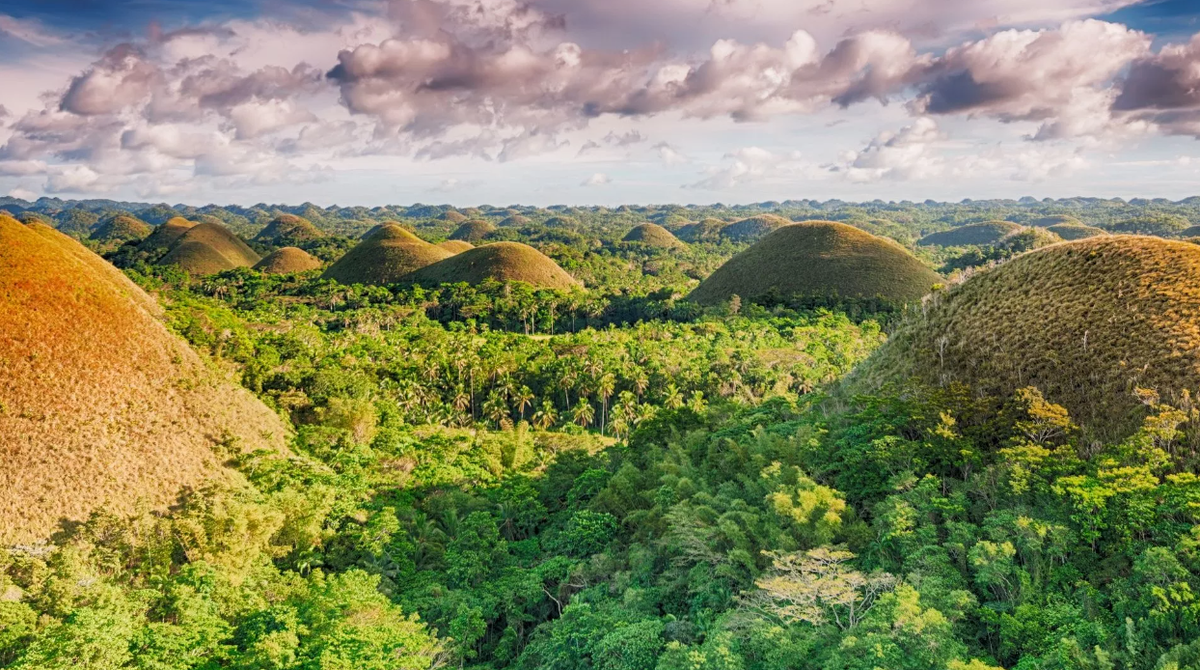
[[677, 218, 728, 243], [720, 214, 792, 243], [405, 242, 580, 290], [254, 246, 322, 274], [255, 214, 324, 245], [160, 222, 262, 275], [90, 214, 151, 244], [323, 223, 452, 285], [0, 214, 287, 543], [1048, 222, 1108, 240], [439, 210, 468, 223], [439, 240, 475, 254], [1030, 214, 1084, 228], [690, 221, 941, 307], [848, 236, 1200, 438], [449, 219, 497, 243], [498, 215, 531, 227], [623, 223, 685, 249], [918, 221, 1024, 247], [138, 216, 198, 253]]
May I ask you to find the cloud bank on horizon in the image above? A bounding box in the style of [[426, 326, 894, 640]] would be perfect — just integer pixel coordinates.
[[1, 0, 1199, 205]]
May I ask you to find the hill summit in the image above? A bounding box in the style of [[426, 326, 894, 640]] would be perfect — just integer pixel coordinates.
[[255, 214, 324, 245], [90, 214, 151, 244], [254, 246, 323, 274], [159, 222, 262, 275], [690, 221, 941, 306], [623, 223, 686, 249], [138, 216, 198, 253], [405, 242, 580, 290], [849, 235, 1200, 438], [918, 221, 1024, 247], [323, 222, 451, 285], [449, 219, 497, 242], [0, 215, 288, 543]]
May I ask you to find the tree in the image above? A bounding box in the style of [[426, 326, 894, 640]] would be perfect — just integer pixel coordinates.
[[750, 548, 897, 631]]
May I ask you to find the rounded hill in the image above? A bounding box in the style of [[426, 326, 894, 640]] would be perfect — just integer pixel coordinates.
[[720, 214, 792, 243], [256, 214, 324, 245], [677, 218, 728, 243], [689, 221, 941, 307], [323, 223, 451, 285], [449, 219, 497, 242], [623, 223, 686, 249], [848, 236, 1200, 438], [919, 221, 1024, 247], [0, 214, 287, 543], [1048, 222, 1108, 240], [90, 214, 151, 244], [405, 242, 580, 290], [1030, 214, 1083, 228], [159, 222, 262, 275], [254, 247, 322, 274], [138, 216, 197, 253], [439, 240, 475, 254]]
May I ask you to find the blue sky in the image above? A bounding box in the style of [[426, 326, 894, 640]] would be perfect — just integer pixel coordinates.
[[2, 0, 1200, 206]]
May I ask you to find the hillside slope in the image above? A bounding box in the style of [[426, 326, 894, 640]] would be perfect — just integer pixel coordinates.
[[405, 242, 580, 290], [323, 223, 451, 285], [160, 222, 262, 275]]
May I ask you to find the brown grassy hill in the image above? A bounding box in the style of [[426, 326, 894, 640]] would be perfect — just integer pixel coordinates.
[[720, 214, 792, 243], [439, 240, 475, 254], [159, 222, 262, 275], [1048, 222, 1108, 240], [677, 218, 728, 243], [405, 242, 580, 290], [440, 210, 468, 223], [90, 214, 151, 244], [499, 215, 531, 227], [255, 214, 324, 245], [918, 221, 1024, 247], [847, 236, 1200, 439], [138, 217, 197, 253], [0, 215, 288, 543], [690, 221, 941, 307], [254, 247, 322, 274], [449, 219, 497, 243], [1030, 214, 1083, 228], [623, 223, 686, 249], [323, 223, 452, 286]]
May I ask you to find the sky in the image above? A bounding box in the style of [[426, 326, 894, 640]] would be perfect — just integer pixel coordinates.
[[2, 0, 1200, 206]]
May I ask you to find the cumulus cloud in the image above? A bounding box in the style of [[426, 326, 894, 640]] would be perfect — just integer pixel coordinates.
[[687, 147, 818, 190], [7, 186, 38, 201], [582, 172, 611, 186], [1112, 34, 1200, 136], [839, 117, 945, 182], [655, 142, 688, 166]]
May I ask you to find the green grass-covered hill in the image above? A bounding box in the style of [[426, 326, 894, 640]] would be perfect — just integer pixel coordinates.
[[323, 222, 452, 285], [90, 214, 151, 244], [450, 219, 497, 242], [719, 214, 792, 243], [918, 221, 1024, 246], [255, 214, 324, 245], [1048, 222, 1108, 240], [137, 216, 198, 253], [623, 223, 686, 249], [254, 246, 323, 274], [689, 220, 941, 306], [405, 241, 580, 290], [159, 222, 262, 275]]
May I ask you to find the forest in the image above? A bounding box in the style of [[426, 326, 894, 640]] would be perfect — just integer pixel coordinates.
[[4, 196, 1200, 670]]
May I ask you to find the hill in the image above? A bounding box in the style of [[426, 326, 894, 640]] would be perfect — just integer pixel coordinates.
[[1030, 214, 1084, 228], [848, 236, 1200, 438], [138, 216, 198, 253], [689, 221, 941, 307], [719, 214, 792, 243], [623, 223, 686, 249], [918, 221, 1024, 246], [499, 215, 531, 227], [1048, 222, 1108, 240], [677, 218, 728, 243], [439, 210, 468, 223], [449, 219, 497, 242], [254, 246, 323, 274], [1178, 225, 1200, 238], [255, 214, 324, 245], [0, 214, 287, 543], [159, 222, 262, 275], [90, 214, 151, 244], [439, 240, 475, 254], [404, 242, 580, 290], [323, 222, 452, 285]]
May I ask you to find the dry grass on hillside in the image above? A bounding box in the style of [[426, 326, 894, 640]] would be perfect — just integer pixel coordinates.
[[405, 241, 580, 290], [439, 240, 476, 254], [677, 218, 728, 243], [848, 236, 1200, 439], [160, 222, 262, 275], [255, 214, 324, 244], [449, 220, 497, 242], [623, 223, 686, 249], [138, 217, 198, 253], [689, 221, 941, 307], [323, 223, 452, 285], [90, 214, 151, 243], [918, 221, 1024, 247], [0, 215, 288, 543], [254, 246, 323, 274], [720, 214, 792, 243], [1048, 222, 1108, 240]]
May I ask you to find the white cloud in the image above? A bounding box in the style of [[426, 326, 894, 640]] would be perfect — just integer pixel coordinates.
[[687, 147, 820, 190], [7, 186, 37, 201], [582, 172, 611, 186], [0, 15, 65, 48]]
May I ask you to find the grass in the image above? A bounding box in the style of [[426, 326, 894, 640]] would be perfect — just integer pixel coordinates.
[[439, 240, 476, 254], [323, 223, 452, 285], [1048, 222, 1108, 240], [160, 222, 263, 275], [677, 218, 728, 243], [689, 221, 942, 307], [848, 235, 1200, 439], [255, 214, 324, 244], [404, 242, 581, 290], [0, 214, 288, 544], [499, 215, 531, 227], [138, 216, 197, 253], [919, 221, 1024, 247], [623, 223, 686, 249], [720, 214, 792, 243], [1030, 214, 1084, 228], [90, 214, 151, 243], [449, 219, 497, 242], [254, 247, 323, 274]]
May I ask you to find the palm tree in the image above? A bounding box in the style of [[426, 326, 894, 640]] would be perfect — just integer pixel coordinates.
[[572, 400, 595, 429], [532, 401, 558, 430], [514, 386, 534, 422], [597, 373, 616, 435]]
